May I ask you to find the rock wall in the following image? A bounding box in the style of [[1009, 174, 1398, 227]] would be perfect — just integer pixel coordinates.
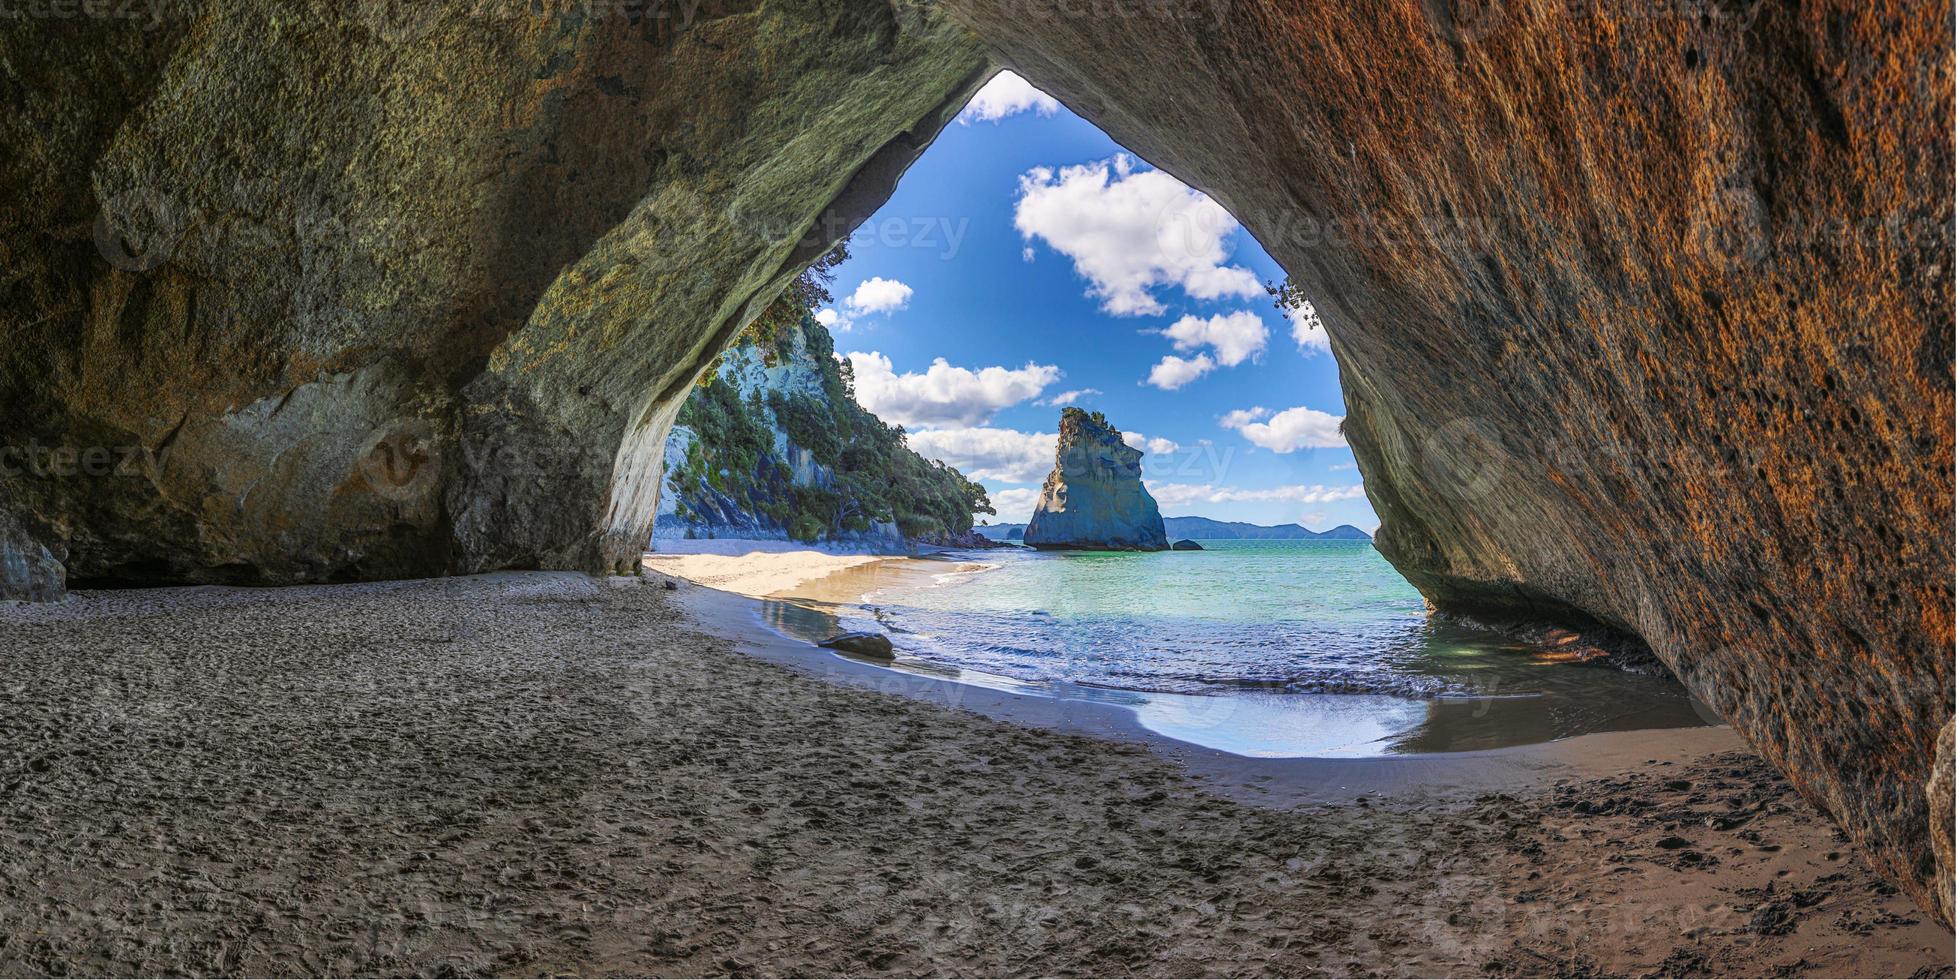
[[0, 0, 1947, 925], [0, 0, 988, 586], [1024, 409, 1169, 551], [936, 0, 1951, 919], [652, 313, 963, 553]]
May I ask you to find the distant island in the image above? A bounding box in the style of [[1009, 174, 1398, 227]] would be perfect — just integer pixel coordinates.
[[1162, 517, 1371, 541], [975, 517, 1371, 542]]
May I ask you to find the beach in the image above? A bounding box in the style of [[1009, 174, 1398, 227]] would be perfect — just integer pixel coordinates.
[[0, 568, 1948, 976]]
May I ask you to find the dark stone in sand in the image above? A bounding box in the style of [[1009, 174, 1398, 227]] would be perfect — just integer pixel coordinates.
[[1170, 539, 1204, 551], [1656, 836, 1692, 849], [818, 632, 894, 660]]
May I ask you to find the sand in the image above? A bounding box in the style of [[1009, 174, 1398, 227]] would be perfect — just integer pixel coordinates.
[[641, 548, 893, 599], [0, 571, 1949, 977]]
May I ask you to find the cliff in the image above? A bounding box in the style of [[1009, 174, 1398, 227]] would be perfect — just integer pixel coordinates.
[[1024, 410, 1168, 551], [0, 0, 1946, 922], [941, 0, 1951, 919], [658, 312, 990, 550]]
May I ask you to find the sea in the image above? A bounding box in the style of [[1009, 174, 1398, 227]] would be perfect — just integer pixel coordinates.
[[766, 539, 1715, 758]]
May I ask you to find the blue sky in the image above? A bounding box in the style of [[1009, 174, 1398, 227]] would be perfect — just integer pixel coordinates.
[[817, 73, 1376, 532]]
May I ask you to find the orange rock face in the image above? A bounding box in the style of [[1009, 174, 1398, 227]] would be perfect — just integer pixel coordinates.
[[941, 0, 1952, 919]]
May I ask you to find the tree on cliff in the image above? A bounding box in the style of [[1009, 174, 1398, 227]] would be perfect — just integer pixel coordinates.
[[673, 255, 991, 543]]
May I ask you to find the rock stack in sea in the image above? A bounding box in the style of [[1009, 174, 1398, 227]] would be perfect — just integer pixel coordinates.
[[1024, 409, 1168, 552]]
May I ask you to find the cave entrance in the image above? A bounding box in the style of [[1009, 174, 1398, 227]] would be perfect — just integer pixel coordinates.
[[651, 70, 1713, 757]]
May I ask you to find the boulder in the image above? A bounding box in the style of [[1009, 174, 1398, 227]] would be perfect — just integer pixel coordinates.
[[817, 631, 895, 660], [1171, 539, 1204, 551], [0, 512, 64, 603], [1023, 409, 1168, 551]]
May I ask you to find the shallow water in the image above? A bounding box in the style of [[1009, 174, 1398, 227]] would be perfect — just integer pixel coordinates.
[[764, 540, 1715, 757]]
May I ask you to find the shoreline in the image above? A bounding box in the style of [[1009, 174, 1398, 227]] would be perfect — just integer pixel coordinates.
[[0, 571, 1946, 975], [656, 545, 1724, 773], [671, 572, 1751, 806]]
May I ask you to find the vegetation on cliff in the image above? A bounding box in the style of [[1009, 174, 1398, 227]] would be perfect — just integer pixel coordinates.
[[669, 257, 992, 544]]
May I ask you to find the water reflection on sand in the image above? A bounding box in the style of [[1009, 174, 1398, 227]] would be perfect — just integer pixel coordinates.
[[755, 551, 1713, 760]]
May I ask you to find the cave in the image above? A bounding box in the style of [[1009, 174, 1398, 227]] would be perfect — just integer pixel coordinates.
[[0, 0, 1948, 929]]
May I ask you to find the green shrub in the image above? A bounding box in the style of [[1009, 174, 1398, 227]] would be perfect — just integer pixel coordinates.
[[671, 277, 993, 543]]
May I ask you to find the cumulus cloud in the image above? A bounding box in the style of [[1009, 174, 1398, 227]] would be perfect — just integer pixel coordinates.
[[957, 71, 1061, 125], [982, 486, 1044, 523], [1145, 481, 1367, 509], [1040, 388, 1101, 407], [812, 307, 848, 332], [1220, 404, 1346, 452], [1283, 299, 1331, 354], [845, 352, 1060, 429], [1146, 353, 1215, 390], [1122, 431, 1181, 456], [1160, 310, 1268, 367], [1219, 406, 1270, 429], [1014, 155, 1262, 316], [844, 277, 914, 315], [904, 427, 1057, 484]]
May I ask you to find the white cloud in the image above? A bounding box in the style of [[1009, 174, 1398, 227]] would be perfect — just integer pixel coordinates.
[[1328, 461, 1357, 471], [982, 486, 1043, 523], [1283, 299, 1330, 354], [1146, 481, 1367, 508], [1122, 431, 1181, 456], [812, 307, 849, 332], [957, 71, 1061, 125], [1014, 155, 1262, 316], [904, 427, 1057, 483], [1021, 246, 1036, 262], [1146, 353, 1215, 390], [1160, 310, 1268, 367], [844, 277, 913, 315], [1040, 387, 1101, 407], [845, 352, 1060, 429], [1221, 404, 1346, 452], [1219, 406, 1269, 429]]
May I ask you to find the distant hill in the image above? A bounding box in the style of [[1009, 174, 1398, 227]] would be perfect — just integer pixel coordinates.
[[1161, 516, 1372, 541], [980, 517, 1372, 542], [1315, 524, 1372, 540], [974, 523, 1026, 541]]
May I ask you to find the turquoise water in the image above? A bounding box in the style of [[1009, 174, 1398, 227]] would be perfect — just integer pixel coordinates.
[[822, 540, 1713, 755]]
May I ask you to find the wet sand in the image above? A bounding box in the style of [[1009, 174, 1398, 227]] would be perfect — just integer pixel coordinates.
[[728, 551, 1718, 761], [0, 571, 1948, 976]]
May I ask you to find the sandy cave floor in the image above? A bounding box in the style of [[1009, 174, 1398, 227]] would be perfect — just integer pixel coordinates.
[[0, 572, 1949, 977]]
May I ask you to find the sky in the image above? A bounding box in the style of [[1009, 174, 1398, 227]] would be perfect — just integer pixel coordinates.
[[815, 73, 1376, 532]]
